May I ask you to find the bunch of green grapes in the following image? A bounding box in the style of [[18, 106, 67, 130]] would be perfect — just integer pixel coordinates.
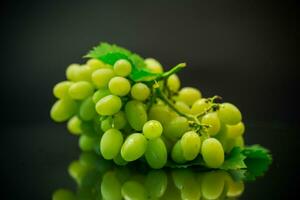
[[51, 49, 245, 169], [53, 154, 244, 200]]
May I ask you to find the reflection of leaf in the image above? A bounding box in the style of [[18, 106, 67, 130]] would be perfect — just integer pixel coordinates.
[[220, 147, 247, 170]]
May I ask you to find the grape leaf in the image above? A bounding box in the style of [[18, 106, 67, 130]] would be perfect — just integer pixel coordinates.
[[220, 147, 247, 170]]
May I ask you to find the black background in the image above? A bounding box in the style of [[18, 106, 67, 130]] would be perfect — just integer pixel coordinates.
[[0, 0, 298, 199]]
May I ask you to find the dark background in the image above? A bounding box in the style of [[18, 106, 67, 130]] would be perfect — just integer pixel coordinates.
[[0, 0, 298, 199]]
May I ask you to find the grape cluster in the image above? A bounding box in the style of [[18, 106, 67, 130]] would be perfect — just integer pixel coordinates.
[[51, 55, 245, 169]]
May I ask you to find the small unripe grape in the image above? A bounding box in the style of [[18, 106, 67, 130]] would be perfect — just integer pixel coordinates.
[[113, 59, 132, 77], [66, 64, 80, 81], [112, 111, 127, 130], [217, 103, 242, 125], [79, 135, 98, 152], [68, 81, 94, 100], [67, 116, 82, 135], [201, 138, 224, 168], [143, 120, 163, 139], [125, 100, 148, 131], [53, 81, 73, 99], [225, 122, 245, 139], [86, 58, 105, 70], [95, 95, 122, 116], [121, 133, 147, 161], [191, 98, 210, 115], [171, 140, 186, 164], [181, 131, 201, 161], [167, 74, 180, 92], [100, 129, 123, 159], [201, 112, 221, 136], [92, 89, 110, 103], [131, 83, 151, 101], [145, 137, 167, 169], [108, 76, 131, 96], [50, 99, 77, 122], [178, 87, 202, 106], [101, 117, 113, 132], [91, 68, 115, 88], [145, 58, 163, 73]]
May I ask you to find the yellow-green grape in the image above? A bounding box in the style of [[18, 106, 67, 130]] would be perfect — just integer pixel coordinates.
[[201, 112, 221, 136], [167, 74, 181, 92], [171, 140, 186, 164], [130, 83, 151, 101], [112, 111, 127, 130], [201, 171, 226, 200], [86, 58, 105, 70], [113, 152, 128, 166], [77, 65, 94, 81], [181, 131, 201, 161], [226, 177, 244, 197], [65, 63, 80, 81], [178, 87, 202, 106], [143, 120, 163, 139], [92, 89, 110, 103], [145, 170, 168, 198], [95, 95, 122, 116], [175, 101, 190, 114], [113, 59, 132, 77], [191, 98, 210, 115], [149, 104, 174, 126], [181, 177, 201, 200], [108, 76, 131, 96], [201, 138, 224, 168], [145, 137, 167, 169], [79, 97, 96, 121], [145, 58, 163, 73], [101, 171, 122, 200], [68, 81, 94, 100], [68, 160, 87, 183], [172, 169, 194, 190], [79, 135, 97, 151], [121, 133, 147, 161], [50, 99, 77, 122], [67, 116, 82, 135], [225, 122, 245, 139], [125, 100, 148, 131], [217, 103, 242, 125], [53, 81, 73, 99], [164, 116, 189, 141], [52, 189, 76, 200], [91, 68, 115, 88], [100, 129, 123, 160], [121, 181, 148, 200], [235, 136, 244, 148]]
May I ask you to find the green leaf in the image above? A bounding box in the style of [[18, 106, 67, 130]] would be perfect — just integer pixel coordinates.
[[220, 147, 247, 170]]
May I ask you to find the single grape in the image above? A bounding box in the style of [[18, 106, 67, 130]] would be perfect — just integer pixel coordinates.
[[91, 68, 115, 88], [121, 181, 148, 200], [50, 99, 77, 122], [108, 76, 131, 96], [53, 81, 73, 99], [225, 122, 245, 139], [217, 103, 242, 125], [145, 137, 167, 169], [101, 171, 122, 200], [143, 120, 163, 139], [181, 131, 201, 161], [121, 133, 147, 161], [65, 63, 80, 81], [201, 138, 224, 168], [167, 74, 180, 92], [95, 95, 122, 116], [100, 129, 123, 159], [235, 136, 244, 148], [171, 140, 186, 164], [145, 170, 168, 198], [226, 176, 245, 197], [181, 177, 201, 200], [86, 58, 105, 70], [68, 160, 87, 183], [130, 83, 151, 101], [175, 101, 191, 114], [113, 59, 132, 77], [67, 116, 82, 135], [191, 98, 210, 115], [52, 189, 76, 200], [68, 81, 94, 100], [92, 89, 110, 103], [112, 111, 127, 130], [79, 97, 96, 121], [164, 116, 189, 141], [178, 87, 202, 106], [145, 58, 163, 73], [201, 171, 226, 200], [79, 135, 98, 152], [101, 118, 113, 132], [76, 65, 94, 81], [125, 100, 148, 131], [149, 104, 174, 126], [201, 112, 221, 136]]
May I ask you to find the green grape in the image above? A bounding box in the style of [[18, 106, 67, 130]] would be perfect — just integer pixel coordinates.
[[68, 160, 87, 183], [100, 129, 123, 159], [226, 177, 244, 197], [175, 101, 191, 114], [149, 104, 174, 126], [92, 89, 110, 103], [65, 63, 80, 81], [53, 81, 73, 99], [145, 137, 167, 169], [181, 131, 201, 161], [52, 189, 76, 200], [201, 138, 224, 168], [112, 111, 127, 130], [143, 120, 163, 139], [181, 177, 201, 200], [201, 171, 226, 200], [145, 58, 163, 73], [86, 58, 105, 70], [67, 116, 82, 135], [113, 152, 128, 166], [167, 74, 180, 92], [201, 112, 221, 136], [178, 87, 202, 106], [164, 116, 189, 141], [225, 122, 245, 139], [191, 98, 210, 115], [79, 97, 96, 121], [121, 133, 147, 161], [113, 59, 132, 77], [125, 100, 148, 131], [77, 65, 94, 82], [79, 135, 98, 152], [171, 140, 186, 164], [81, 121, 97, 137], [68, 81, 94, 100], [145, 170, 168, 198], [130, 83, 151, 101], [108, 76, 131, 96], [172, 169, 194, 190], [91, 68, 115, 88], [121, 181, 148, 200], [95, 95, 122, 116], [50, 99, 77, 122], [217, 103, 242, 125], [235, 136, 244, 148], [101, 171, 122, 200], [101, 117, 113, 132]]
